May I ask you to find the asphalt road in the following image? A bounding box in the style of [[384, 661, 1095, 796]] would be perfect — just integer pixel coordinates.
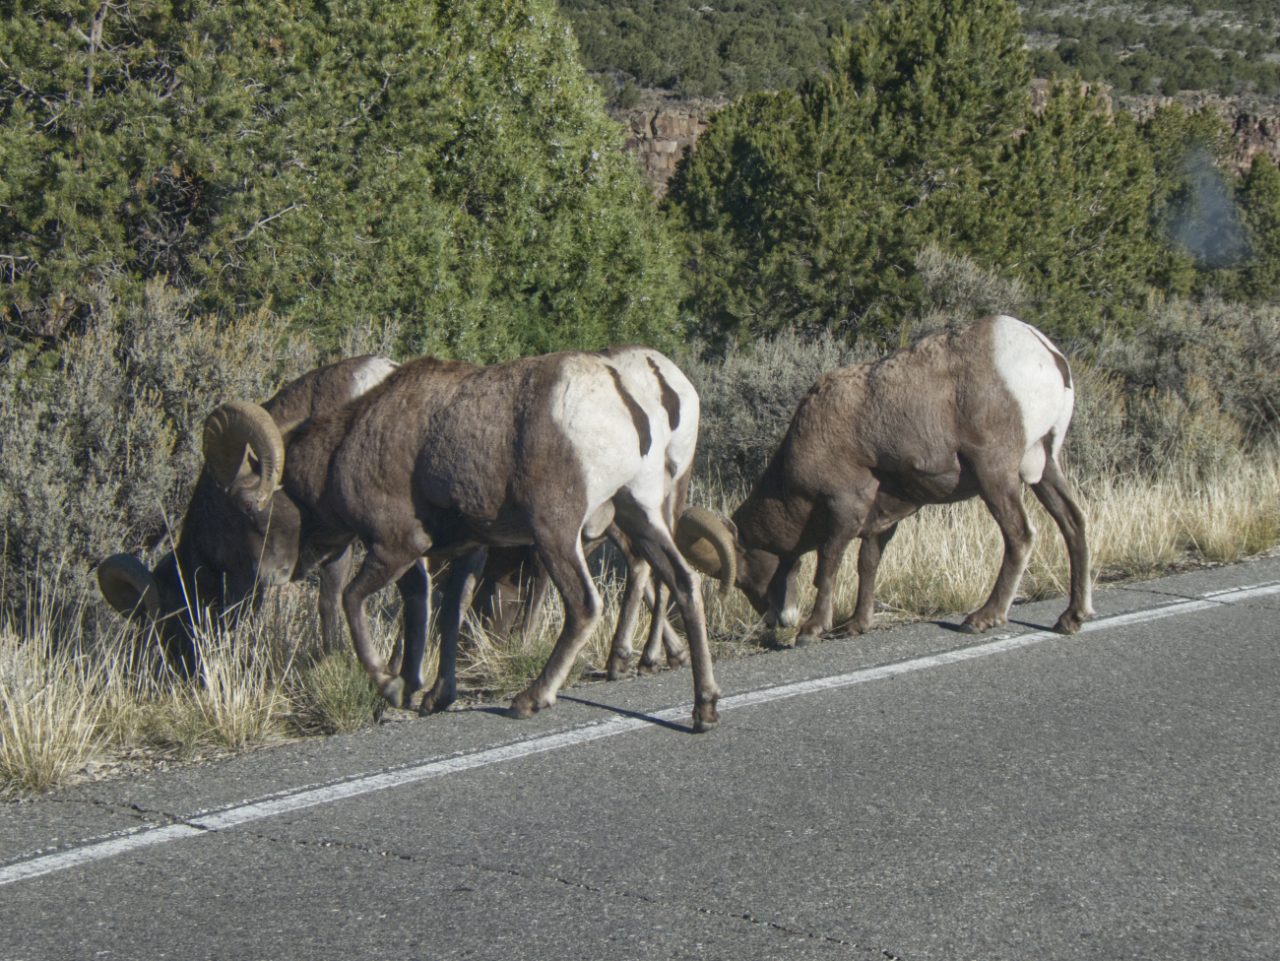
[[2, 559, 1279, 961]]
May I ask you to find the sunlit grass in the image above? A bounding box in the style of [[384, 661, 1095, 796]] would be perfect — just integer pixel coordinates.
[[694, 453, 1280, 644], [4, 455, 1280, 796]]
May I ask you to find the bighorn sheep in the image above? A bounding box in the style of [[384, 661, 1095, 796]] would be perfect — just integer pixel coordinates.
[[98, 354, 690, 689], [97, 356, 425, 677], [191, 347, 724, 730], [677, 316, 1092, 642]]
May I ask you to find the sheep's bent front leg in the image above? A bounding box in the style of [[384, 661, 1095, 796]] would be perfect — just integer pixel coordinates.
[[342, 546, 420, 708]]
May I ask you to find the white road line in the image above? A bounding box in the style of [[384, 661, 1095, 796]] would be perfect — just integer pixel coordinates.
[[4, 579, 1278, 887]]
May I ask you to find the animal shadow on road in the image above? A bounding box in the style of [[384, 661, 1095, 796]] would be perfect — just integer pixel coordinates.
[[932, 615, 1057, 635], [556, 694, 695, 734]]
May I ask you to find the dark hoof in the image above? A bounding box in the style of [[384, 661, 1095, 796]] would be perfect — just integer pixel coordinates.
[[636, 659, 664, 675], [380, 676, 408, 709], [691, 702, 720, 733], [957, 621, 983, 635], [606, 654, 633, 681], [417, 688, 457, 716], [506, 692, 539, 720], [1053, 614, 1085, 635], [794, 633, 819, 648]]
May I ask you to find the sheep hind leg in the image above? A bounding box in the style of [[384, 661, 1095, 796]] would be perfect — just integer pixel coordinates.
[[613, 501, 719, 732], [508, 531, 602, 719], [1031, 455, 1093, 634], [638, 581, 687, 673], [605, 547, 652, 680], [962, 474, 1034, 634]]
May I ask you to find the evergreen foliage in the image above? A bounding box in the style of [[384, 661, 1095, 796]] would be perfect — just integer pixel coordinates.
[[1239, 154, 1280, 300], [977, 82, 1161, 335], [560, 0, 856, 100], [669, 0, 1171, 343], [0, 0, 681, 360]]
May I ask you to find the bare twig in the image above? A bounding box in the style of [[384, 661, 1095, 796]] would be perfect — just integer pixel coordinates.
[[232, 203, 306, 243]]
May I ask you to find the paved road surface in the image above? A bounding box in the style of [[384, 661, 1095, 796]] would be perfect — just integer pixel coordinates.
[[2, 559, 1278, 960]]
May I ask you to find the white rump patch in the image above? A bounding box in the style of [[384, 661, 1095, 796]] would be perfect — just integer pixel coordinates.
[[550, 356, 661, 520], [990, 316, 1074, 482], [350, 357, 398, 399]]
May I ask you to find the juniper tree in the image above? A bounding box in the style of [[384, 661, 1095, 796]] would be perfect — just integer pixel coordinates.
[[1238, 153, 1280, 301], [976, 81, 1160, 336], [0, 0, 680, 359], [668, 0, 1174, 343]]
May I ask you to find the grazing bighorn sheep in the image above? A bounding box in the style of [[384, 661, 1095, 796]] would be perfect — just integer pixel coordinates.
[[97, 356, 426, 678], [677, 316, 1092, 642], [195, 347, 724, 730], [98, 354, 688, 689]]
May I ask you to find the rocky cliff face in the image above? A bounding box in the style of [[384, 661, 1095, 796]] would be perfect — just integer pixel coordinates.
[[610, 98, 723, 195], [1121, 93, 1280, 176], [614, 90, 1280, 193]]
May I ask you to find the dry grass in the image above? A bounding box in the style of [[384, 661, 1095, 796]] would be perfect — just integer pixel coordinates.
[[0, 620, 109, 796], [4, 457, 1280, 797], [694, 454, 1280, 644]]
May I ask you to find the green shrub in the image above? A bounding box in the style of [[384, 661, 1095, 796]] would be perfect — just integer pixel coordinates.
[[1, 0, 680, 360]]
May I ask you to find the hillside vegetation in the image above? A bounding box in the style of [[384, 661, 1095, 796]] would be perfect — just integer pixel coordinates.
[[1025, 1, 1280, 96], [561, 0, 857, 100], [561, 1, 1280, 102]]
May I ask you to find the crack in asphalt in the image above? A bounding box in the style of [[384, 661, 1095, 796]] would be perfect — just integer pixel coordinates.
[[0, 799, 203, 870], [249, 829, 904, 957]]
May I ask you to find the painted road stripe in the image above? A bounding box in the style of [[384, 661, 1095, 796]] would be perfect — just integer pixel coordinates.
[[4, 579, 1279, 887]]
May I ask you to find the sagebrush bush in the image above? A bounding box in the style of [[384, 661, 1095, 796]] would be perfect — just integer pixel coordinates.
[[0, 280, 317, 606], [684, 329, 877, 486], [1062, 295, 1280, 481], [911, 244, 1031, 334]]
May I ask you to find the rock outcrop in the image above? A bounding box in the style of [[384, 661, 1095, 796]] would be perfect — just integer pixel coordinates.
[[613, 89, 1280, 193], [610, 98, 723, 195]]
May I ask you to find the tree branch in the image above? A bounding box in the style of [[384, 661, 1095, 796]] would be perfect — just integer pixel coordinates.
[[233, 203, 306, 242]]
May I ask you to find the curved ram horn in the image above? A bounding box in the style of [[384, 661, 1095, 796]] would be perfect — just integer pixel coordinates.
[[202, 401, 285, 510], [675, 506, 737, 596], [97, 554, 161, 620]]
